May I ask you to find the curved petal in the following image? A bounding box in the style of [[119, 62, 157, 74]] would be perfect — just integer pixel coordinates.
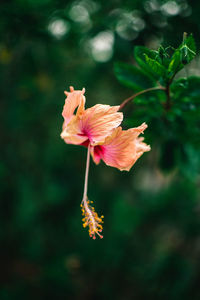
[[80, 104, 123, 145], [61, 115, 88, 145], [62, 86, 85, 127], [91, 123, 150, 171], [90, 145, 102, 164]]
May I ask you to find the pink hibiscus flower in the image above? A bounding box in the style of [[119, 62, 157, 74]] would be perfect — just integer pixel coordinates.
[[61, 86, 150, 239]]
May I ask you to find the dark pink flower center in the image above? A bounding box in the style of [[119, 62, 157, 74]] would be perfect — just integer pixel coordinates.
[[93, 145, 105, 160]]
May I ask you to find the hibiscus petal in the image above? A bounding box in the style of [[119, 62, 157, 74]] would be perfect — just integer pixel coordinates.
[[90, 145, 102, 164], [61, 115, 88, 145], [91, 123, 150, 171], [80, 104, 123, 145], [62, 86, 86, 126]]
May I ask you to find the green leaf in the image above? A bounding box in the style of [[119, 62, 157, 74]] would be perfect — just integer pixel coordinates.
[[134, 46, 157, 76], [144, 54, 166, 78], [168, 50, 182, 76], [168, 34, 196, 79], [114, 62, 155, 91], [180, 34, 196, 65], [134, 46, 166, 82], [184, 34, 196, 55], [180, 45, 196, 65]]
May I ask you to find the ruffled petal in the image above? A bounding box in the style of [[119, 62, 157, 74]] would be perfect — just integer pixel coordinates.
[[61, 89, 123, 146], [61, 115, 88, 145], [79, 104, 123, 145], [91, 123, 150, 171], [62, 86, 85, 127]]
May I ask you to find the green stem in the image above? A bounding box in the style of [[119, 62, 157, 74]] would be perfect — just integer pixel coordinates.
[[119, 86, 166, 110]]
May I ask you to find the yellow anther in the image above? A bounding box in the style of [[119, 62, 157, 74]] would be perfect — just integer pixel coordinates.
[[81, 198, 103, 240]]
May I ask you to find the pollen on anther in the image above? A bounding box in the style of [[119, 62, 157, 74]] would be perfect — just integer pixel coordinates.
[[81, 198, 104, 240]]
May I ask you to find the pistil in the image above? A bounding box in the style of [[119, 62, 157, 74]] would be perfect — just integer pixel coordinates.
[[81, 145, 104, 239]]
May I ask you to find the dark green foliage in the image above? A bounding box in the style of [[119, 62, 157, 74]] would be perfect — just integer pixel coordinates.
[[171, 76, 200, 103], [114, 62, 155, 90], [115, 33, 200, 176]]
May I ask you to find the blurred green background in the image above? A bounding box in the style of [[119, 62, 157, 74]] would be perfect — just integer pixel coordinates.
[[1, 0, 200, 299]]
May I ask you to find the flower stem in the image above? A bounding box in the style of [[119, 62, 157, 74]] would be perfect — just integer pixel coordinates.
[[119, 86, 166, 110], [82, 144, 90, 201]]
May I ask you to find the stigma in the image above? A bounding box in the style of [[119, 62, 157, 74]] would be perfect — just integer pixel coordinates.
[[81, 198, 104, 239]]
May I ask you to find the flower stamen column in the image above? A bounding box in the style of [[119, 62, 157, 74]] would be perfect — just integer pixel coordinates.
[[81, 144, 104, 239]]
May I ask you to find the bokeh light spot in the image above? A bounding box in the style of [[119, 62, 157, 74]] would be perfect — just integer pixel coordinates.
[[161, 1, 180, 16], [90, 31, 114, 62], [115, 11, 145, 41], [144, 0, 160, 13], [48, 19, 70, 39], [69, 4, 90, 23]]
